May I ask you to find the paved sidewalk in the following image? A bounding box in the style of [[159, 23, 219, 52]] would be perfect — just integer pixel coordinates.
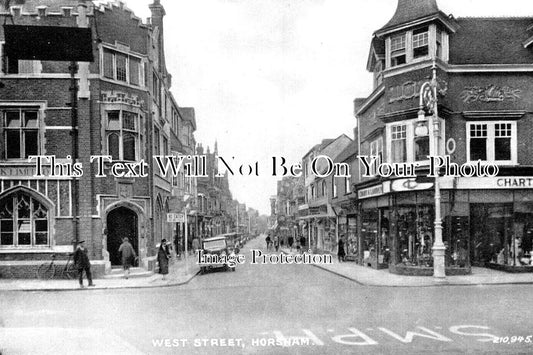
[[281, 248, 533, 287], [0, 255, 200, 292]]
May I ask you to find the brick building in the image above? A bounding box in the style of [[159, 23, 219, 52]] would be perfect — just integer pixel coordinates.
[[354, 0, 533, 274], [0, 0, 197, 277]]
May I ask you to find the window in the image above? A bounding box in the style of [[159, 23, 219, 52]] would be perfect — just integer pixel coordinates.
[[311, 184, 315, 199], [0, 192, 49, 247], [467, 122, 516, 163], [101, 47, 143, 86], [106, 110, 140, 161], [369, 137, 383, 176], [153, 72, 160, 106], [390, 34, 406, 67], [391, 125, 407, 163], [332, 177, 338, 198], [345, 176, 351, 194], [436, 27, 442, 59], [321, 180, 327, 197], [162, 136, 168, 156], [3, 109, 40, 159], [374, 60, 384, 88], [469, 124, 487, 161], [153, 126, 160, 156], [412, 27, 429, 59]]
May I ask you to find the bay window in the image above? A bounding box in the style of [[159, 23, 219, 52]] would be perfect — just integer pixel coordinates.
[[467, 122, 516, 164]]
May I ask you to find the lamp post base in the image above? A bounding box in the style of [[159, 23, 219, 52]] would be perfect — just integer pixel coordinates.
[[432, 244, 446, 279]]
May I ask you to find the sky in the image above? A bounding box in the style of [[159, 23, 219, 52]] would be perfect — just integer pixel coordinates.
[[109, 0, 533, 215]]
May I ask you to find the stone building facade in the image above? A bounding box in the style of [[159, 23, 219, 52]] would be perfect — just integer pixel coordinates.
[[0, 0, 196, 277]]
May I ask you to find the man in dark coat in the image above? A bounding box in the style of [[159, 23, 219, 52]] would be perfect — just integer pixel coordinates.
[[73, 240, 94, 288], [118, 237, 136, 279]]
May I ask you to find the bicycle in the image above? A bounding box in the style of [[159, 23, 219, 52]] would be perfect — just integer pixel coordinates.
[[37, 253, 78, 280]]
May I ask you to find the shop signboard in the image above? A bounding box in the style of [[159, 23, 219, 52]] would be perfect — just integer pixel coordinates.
[[357, 182, 390, 200], [391, 178, 434, 192], [451, 177, 533, 190], [167, 213, 185, 223]]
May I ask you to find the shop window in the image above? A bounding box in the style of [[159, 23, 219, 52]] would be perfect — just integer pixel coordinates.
[[3, 109, 40, 159], [412, 27, 429, 59], [470, 204, 513, 265], [390, 34, 406, 67], [105, 110, 140, 161], [101, 47, 144, 86], [397, 205, 434, 267], [0, 191, 49, 247], [391, 124, 407, 163], [444, 216, 470, 268], [467, 122, 516, 164]]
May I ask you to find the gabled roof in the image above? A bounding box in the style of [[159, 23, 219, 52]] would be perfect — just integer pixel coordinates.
[[450, 17, 533, 65]]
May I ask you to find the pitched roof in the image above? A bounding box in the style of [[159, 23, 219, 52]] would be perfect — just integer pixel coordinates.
[[450, 17, 533, 65]]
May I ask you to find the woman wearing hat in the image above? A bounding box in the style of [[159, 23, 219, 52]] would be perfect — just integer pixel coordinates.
[[157, 239, 170, 280]]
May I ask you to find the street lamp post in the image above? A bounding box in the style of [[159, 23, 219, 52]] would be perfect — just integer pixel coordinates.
[[418, 62, 446, 279]]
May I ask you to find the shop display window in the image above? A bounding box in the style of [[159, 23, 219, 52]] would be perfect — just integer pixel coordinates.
[[470, 203, 514, 266], [444, 216, 470, 268], [346, 217, 358, 259], [396, 205, 434, 267]]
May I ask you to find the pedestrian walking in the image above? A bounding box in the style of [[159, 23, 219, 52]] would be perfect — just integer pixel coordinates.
[[157, 239, 170, 280], [265, 235, 271, 251], [73, 240, 94, 288], [192, 237, 200, 254], [274, 236, 280, 252], [337, 236, 346, 262], [288, 236, 294, 252], [118, 237, 136, 279]]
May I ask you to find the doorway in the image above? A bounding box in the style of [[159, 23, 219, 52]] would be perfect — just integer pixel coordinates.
[[107, 207, 138, 266]]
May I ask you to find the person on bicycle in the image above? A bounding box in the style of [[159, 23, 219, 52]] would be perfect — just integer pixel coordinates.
[[73, 240, 94, 288], [118, 237, 136, 279]]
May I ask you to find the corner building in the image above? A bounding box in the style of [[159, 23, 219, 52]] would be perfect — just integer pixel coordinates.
[[354, 0, 533, 275], [0, 0, 194, 277]]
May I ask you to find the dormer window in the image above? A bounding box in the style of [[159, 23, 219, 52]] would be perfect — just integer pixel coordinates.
[[390, 34, 406, 67], [412, 27, 429, 58]]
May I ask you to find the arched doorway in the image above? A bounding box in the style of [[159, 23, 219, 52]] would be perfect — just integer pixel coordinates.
[[107, 207, 138, 266]]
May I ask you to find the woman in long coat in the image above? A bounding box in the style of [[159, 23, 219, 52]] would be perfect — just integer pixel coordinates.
[[157, 239, 170, 279], [337, 237, 346, 262]]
